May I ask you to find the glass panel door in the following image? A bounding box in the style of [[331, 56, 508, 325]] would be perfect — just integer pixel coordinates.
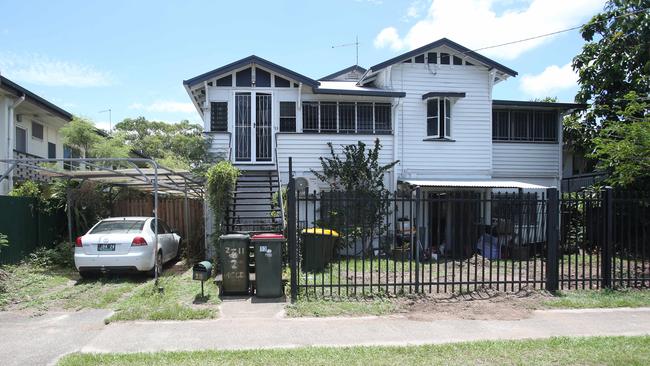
[[235, 92, 251, 161], [255, 93, 272, 162]]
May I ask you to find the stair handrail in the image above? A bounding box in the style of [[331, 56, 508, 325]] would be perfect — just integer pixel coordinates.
[[274, 133, 286, 232]]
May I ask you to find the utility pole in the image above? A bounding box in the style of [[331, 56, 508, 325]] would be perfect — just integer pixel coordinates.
[[99, 109, 112, 131]]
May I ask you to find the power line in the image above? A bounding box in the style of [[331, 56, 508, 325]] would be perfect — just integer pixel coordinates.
[[469, 6, 650, 54]]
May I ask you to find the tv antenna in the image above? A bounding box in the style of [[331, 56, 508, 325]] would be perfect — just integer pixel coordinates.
[[332, 36, 360, 66]]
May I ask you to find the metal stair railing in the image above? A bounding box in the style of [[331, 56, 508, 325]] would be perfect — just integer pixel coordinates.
[[274, 133, 286, 232]]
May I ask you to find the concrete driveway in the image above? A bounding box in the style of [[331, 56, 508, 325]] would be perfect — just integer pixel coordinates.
[[2, 301, 650, 366], [0, 309, 112, 366]]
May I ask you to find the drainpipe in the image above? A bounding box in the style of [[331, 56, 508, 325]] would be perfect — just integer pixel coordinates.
[[5, 93, 25, 193]]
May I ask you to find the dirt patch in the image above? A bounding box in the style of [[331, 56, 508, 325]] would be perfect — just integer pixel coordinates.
[[394, 287, 553, 321]]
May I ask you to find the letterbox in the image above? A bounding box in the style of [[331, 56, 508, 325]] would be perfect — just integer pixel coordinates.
[[193, 261, 213, 281]]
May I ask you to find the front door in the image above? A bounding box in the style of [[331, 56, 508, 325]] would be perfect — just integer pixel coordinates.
[[234, 91, 273, 163]]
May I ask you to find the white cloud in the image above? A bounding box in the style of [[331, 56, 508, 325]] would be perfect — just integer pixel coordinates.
[[374, 27, 404, 51], [0, 53, 113, 87], [129, 101, 196, 114], [404, 0, 426, 20], [520, 63, 578, 97], [374, 0, 606, 59]]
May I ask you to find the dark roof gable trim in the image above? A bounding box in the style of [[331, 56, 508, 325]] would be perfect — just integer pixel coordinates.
[[319, 65, 368, 81], [0, 76, 72, 120], [183, 55, 319, 88], [492, 100, 587, 110], [312, 87, 405, 98], [369, 38, 518, 77], [422, 92, 466, 100]]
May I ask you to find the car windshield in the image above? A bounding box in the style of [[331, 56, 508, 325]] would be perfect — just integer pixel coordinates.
[[90, 220, 145, 234]]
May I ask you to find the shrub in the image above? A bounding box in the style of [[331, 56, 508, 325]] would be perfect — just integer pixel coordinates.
[[205, 161, 239, 255], [26, 242, 75, 269], [312, 139, 398, 253]]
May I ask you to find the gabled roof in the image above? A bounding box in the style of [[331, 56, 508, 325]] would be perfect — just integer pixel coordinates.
[[319, 65, 367, 81], [0, 75, 73, 121], [183, 55, 319, 88], [368, 38, 518, 77]]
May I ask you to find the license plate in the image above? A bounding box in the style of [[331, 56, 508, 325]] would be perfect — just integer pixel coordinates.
[[97, 244, 116, 251]]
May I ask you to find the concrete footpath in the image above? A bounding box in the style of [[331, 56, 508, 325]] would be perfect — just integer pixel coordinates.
[[2, 299, 650, 366]]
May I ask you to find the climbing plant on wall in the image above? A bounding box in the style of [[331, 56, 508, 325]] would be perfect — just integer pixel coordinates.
[[205, 161, 240, 255]]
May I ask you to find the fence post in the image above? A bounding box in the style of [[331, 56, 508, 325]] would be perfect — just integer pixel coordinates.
[[601, 186, 613, 289], [287, 157, 298, 301], [414, 187, 421, 293], [546, 187, 559, 292]]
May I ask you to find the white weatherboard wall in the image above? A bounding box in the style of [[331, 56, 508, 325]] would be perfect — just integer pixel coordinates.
[[276, 133, 394, 189], [206, 132, 230, 160], [387, 57, 493, 180], [492, 143, 561, 188]]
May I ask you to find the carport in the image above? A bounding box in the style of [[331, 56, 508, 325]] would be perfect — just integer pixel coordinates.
[[0, 157, 204, 283]]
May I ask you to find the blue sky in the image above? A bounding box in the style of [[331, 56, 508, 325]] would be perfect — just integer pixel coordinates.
[[0, 0, 606, 130]]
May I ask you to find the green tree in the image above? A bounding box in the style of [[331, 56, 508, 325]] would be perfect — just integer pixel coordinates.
[[92, 132, 131, 160], [59, 116, 102, 157], [590, 92, 650, 188], [114, 117, 211, 173], [568, 0, 650, 185], [573, 0, 650, 127]]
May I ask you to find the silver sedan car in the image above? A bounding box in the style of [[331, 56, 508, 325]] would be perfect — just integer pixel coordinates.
[[74, 217, 181, 277]]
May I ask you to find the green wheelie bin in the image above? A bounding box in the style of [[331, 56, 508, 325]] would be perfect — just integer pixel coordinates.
[[300, 228, 339, 272], [251, 233, 285, 298], [219, 233, 250, 295]]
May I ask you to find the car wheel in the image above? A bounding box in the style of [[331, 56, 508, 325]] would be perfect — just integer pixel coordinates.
[[148, 251, 163, 278], [79, 271, 98, 279]]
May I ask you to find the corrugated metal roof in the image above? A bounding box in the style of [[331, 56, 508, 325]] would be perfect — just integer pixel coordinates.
[[313, 81, 405, 97], [400, 179, 549, 189]]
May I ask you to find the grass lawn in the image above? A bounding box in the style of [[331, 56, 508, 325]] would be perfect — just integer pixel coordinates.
[[0, 261, 220, 322], [544, 289, 650, 309], [106, 269, 220, 323], [58, 336, 650, 366], [286, 297, 397, 317], [0, 265, 143, 311]]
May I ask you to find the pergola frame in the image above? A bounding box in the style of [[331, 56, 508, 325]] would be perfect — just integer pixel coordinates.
[[0, 157, 204, 284]]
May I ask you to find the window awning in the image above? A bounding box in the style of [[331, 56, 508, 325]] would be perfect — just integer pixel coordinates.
[[399, 179, 549, 190], [422, 92, 466, 100]]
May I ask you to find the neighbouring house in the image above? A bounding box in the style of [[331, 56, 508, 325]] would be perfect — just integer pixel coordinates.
[[183, 38, 584, 250], [0, 75, 73, 195]]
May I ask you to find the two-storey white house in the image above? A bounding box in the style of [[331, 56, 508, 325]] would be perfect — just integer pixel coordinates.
[[0, 75, 73, 195], [184, 38, 582, 237]]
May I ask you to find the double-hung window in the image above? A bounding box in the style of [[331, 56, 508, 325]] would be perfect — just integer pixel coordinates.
[[426, 97, 451, 138], [279, 101, 296, 132]]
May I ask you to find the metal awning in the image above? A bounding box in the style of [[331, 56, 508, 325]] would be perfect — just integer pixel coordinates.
[[1, 158, 203, 198], [399, 179, 549, 190], [0, 157, 205, 285]]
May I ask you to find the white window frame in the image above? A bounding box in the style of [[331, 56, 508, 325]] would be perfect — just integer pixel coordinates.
[[426, 97, 452, 139], [299, 101, 392, 134]]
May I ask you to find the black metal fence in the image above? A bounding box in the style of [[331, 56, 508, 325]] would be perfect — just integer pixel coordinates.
[[286, 176, 650, 300], [560, 190, 650, 290]]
